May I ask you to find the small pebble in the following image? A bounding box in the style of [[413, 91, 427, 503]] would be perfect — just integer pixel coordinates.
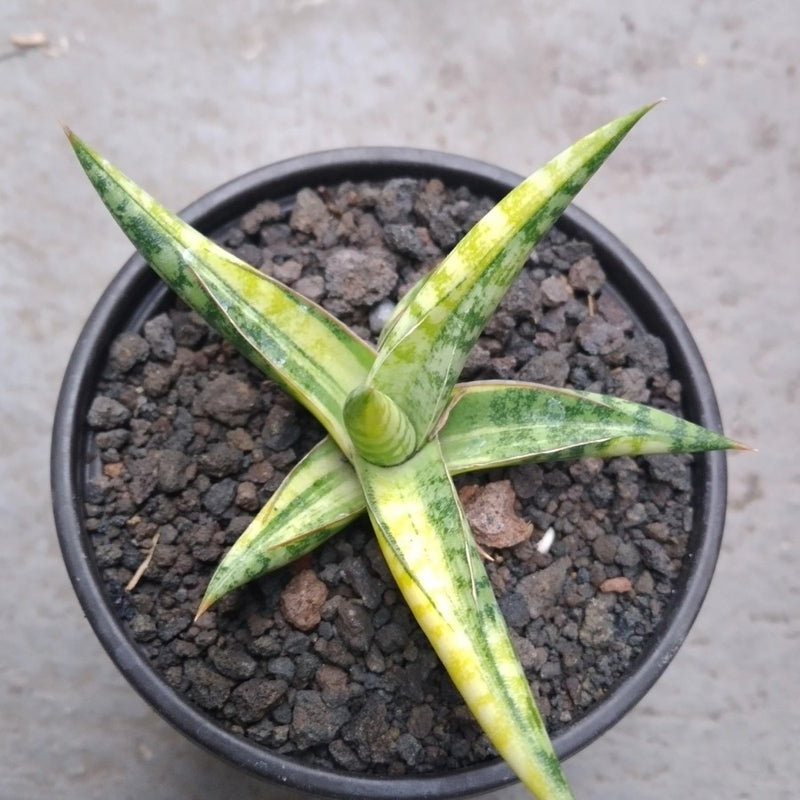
[[280, 570, 328, 632]]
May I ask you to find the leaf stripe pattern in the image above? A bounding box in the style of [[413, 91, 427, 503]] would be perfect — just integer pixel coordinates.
[[439, 380, 743, 470], [196, 438, 360, 617]]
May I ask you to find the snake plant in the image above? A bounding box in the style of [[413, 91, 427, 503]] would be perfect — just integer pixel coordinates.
[[67, 103, 743, 800]]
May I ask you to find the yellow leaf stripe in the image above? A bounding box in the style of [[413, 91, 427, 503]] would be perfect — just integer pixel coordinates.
[[197, 438, 360, 617], [440, 380, 744, 471]]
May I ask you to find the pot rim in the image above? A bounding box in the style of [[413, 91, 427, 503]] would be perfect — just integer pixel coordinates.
[[52, 146, 727, 799]]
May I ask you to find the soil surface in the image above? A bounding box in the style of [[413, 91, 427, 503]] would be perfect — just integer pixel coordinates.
[[84, 177, 694, 776]]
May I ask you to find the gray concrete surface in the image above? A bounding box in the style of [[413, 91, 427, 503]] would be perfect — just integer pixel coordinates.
[[2, 1, 797, 798]]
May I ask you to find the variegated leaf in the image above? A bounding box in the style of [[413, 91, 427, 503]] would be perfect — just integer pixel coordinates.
[[362, 103, 660, 454], [356, 440, 574, 800], [196, 438, 361, 617], [66, 129, 374, 455], [440, 380, 745, 472], [183, 247, 374, 457]]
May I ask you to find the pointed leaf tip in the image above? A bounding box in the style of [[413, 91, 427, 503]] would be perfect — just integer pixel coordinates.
[[195, 595, 214, 621]]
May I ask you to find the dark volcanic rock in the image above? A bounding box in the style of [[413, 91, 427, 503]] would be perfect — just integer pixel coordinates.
[[198, 374, 259, 426], [291, 690, 350, 749]]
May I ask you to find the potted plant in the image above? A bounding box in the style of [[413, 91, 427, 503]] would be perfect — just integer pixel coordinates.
[[52, 104, 742, 799]]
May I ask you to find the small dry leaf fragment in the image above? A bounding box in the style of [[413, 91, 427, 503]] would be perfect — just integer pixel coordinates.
[[125, 532, 160, 592], [103, 462, 124, 479], [11, 32, 48, 48], [599, 576, 633, 594], [459, 480, 533, 549]]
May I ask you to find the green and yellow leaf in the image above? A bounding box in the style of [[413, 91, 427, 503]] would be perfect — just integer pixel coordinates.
[[183, 246, 374, 457], [196, 438, 361, 617], [356, 441, 573, 800], [363, 103, 660, 454], [440, 380, 745, 472], [65, 129, 374, 455], [342, 385, 418, 466]]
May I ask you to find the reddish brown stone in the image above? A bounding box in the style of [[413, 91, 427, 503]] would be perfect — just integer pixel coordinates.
[[599, 576, 633, 594], [459, 480, 533, 549], [280, 569, 328, 631]]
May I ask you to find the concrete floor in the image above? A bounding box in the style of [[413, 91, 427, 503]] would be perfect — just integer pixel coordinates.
[[2, 1, 798, 798]]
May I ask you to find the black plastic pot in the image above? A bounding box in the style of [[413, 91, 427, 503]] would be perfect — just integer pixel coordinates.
[[52, 148, 728, 799]]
